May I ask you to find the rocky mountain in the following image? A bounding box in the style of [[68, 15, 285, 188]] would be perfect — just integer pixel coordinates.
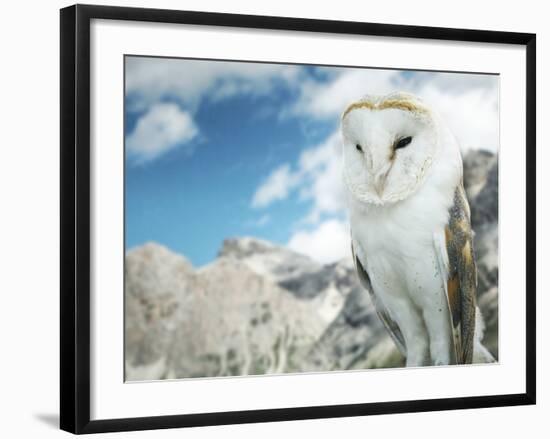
[[125, 150, 499, 381]]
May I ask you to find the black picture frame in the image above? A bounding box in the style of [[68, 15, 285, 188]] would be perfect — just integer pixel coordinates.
[[60, 4, 536, 434]]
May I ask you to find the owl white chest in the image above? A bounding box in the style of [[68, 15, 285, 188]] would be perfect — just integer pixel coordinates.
[[349, 178, 453, 312]]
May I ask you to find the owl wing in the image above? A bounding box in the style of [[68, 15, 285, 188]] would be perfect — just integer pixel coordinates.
[[351, 241, 406, 356], [434, 184, 477, 364]]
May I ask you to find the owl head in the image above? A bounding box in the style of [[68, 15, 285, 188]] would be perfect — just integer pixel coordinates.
[[340, 92, 452, 205]]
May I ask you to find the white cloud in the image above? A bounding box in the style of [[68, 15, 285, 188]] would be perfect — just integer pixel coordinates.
[[126, 103, 198, 164], [253, 133, 350, 263], [286, 68, 404, 120], [287, 219, 351, 264], [251, 164, 300, 208], [126, 57, 302, 113], [415, 76, 499, 153], [296, 132, 346, 223], [251, 132, 346, 223]]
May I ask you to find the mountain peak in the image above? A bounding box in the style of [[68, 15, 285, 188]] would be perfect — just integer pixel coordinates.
[[218, 236, 281, 259], [126, 241, 193, 272]]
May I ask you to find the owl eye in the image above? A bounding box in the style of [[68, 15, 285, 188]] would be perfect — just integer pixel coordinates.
[[355, 144, 363, 152], [394, 136, 412, 150]]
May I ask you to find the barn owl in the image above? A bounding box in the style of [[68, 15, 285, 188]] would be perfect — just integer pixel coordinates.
[[341, 92, 493, 367]]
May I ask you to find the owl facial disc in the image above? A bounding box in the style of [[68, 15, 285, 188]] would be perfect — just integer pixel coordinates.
[[341, 92, 438, 205]]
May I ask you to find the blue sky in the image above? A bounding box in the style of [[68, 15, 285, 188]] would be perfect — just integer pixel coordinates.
[[125, 56, 498, 266]]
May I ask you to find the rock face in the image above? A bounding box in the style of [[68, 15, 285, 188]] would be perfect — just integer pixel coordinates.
[[125, 243, 194, 381], [166, 258, 327, 378], [463, 150, 499, 357], [125, 150, 499, 380]]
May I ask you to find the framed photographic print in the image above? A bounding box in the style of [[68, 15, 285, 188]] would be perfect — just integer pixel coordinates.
[[60, 4, 536, 434]]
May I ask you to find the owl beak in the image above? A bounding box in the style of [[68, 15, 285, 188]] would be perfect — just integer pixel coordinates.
[[373, 168, 390, 197], [365, 148, 390, 196]]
